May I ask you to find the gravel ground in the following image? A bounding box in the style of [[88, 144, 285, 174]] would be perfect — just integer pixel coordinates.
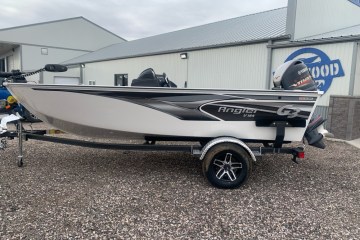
[[0, 123, 359, 239]]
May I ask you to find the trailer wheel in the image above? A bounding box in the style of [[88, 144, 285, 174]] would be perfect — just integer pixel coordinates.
[[202, 143, 252, 189]]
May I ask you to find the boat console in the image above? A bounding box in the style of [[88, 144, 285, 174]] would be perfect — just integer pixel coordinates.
[[131, 68, 177, 87]]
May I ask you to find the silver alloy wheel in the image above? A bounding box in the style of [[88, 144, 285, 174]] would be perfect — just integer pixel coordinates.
[[202, 143, 252, 189], [213, 153, 243, 181]]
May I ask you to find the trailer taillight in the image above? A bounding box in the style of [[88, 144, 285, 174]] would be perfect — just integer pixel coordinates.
[[297, 151, 305, 158]]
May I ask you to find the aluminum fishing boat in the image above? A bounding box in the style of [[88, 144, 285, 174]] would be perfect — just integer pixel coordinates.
[[4, 60, 328, 147], [5, 84, 320, 141]]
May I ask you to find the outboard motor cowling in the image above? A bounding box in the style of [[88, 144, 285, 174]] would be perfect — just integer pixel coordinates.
[[273, 60, 317, 91]]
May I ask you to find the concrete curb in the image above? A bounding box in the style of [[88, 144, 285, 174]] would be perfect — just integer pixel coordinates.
[[347, 138, 360, 149], [325, 137, 360, 149]]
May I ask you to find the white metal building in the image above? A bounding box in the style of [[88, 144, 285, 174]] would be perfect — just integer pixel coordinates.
[[0, 17, 125, 83]]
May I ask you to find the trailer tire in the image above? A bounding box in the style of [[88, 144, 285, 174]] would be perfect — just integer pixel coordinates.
[[202, 143, 252, 189]]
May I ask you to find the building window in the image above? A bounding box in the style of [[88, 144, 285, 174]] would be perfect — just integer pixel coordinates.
[[114, 74, 128, 86], [89, 80, 96, 85], [41, 48, 48, 55]]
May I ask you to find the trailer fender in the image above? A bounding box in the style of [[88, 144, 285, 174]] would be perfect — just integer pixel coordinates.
[[199, 137, 257, 162]]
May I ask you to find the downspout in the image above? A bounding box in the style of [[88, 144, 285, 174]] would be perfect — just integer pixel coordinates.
[[80, 64, 84, 85], [20, 45, 23, 71], [266, 40, 273, 89]]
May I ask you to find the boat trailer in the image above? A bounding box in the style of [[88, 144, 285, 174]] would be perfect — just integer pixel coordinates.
[[1, 116, 306, 189]]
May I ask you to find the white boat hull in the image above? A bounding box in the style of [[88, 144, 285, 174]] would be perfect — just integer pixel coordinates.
[[6, 84, 321, 142]]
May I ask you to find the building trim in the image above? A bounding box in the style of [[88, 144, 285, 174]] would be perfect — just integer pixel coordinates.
[[0, 40, 92, 53], [349, 42, 359, 96], [268, 35, 360, 48], [285, 0, 297, 40]]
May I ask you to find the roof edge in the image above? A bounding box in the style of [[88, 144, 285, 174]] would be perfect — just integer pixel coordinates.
[[0, 16, 126, 41], [79, 17, 127, 41], [0, 17, 82, 32], [268, 35, 360, 48]]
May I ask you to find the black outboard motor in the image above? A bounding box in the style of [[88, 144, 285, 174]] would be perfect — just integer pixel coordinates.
[[273, 60, 317, 91], [273, 60, 331, 149], [131, 68, 177, 88]]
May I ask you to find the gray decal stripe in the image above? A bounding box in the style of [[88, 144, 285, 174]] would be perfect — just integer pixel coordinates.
[[128, 98, 218, 121], [32, 88, 219, 121]]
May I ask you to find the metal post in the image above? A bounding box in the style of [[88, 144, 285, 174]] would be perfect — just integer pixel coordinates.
[[17, 121, 23, 167]]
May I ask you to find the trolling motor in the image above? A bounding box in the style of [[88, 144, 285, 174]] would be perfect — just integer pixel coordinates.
[[1, 64, 67, 83], [0, 64, 68, 135], [44, 64, 68, 72], [0, 70, 26, 86], [273, 60, 332, 149]]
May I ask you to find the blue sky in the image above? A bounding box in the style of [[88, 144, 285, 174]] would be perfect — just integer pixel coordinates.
[[0, 0, 287, 40]]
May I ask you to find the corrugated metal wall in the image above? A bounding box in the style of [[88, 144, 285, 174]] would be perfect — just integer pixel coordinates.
[[294, 0, 360, 40], [79, 43, 268, 89], [83, 53, 187, 87], [188, 43, 268, 89]]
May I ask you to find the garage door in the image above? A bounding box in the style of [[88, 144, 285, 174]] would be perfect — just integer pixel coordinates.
[[54, 76, 80, 85]]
